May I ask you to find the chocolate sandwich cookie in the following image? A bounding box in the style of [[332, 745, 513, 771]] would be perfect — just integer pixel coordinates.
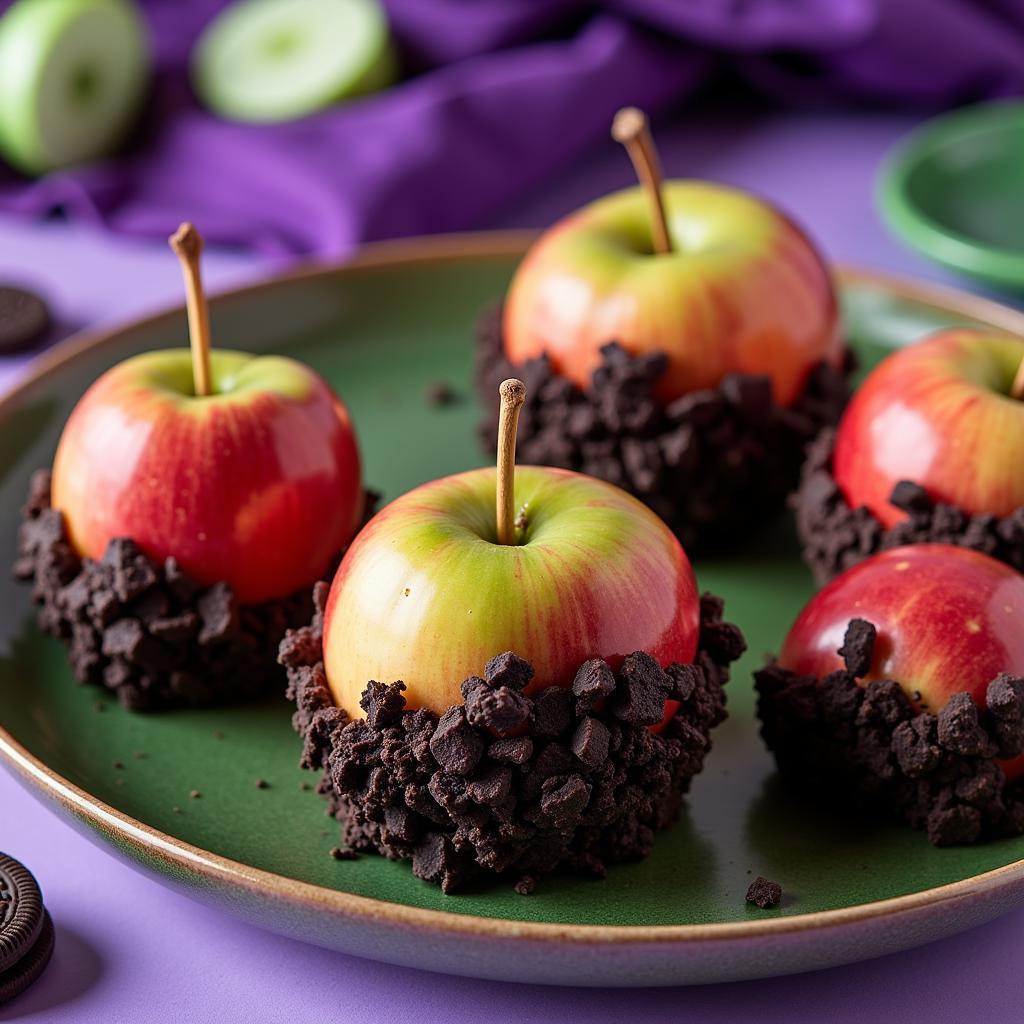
[[0, 286, 51, 354], [0, 853, 54, 1006]]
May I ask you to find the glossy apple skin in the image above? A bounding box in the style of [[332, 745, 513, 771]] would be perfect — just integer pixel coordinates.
[[52, 349, 363, 605], [834, 329, 1024, 527], [323, 465, 699, 719], [780, 544, 1024, 779], [504, 181, 841, 406]]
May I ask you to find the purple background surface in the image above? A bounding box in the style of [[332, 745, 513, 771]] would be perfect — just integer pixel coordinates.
[[2, 0, 1023, 255], [3, 107, 1024, 1022]]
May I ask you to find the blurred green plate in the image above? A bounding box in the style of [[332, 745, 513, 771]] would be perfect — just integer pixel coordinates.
[[3, 234, 1024, 987], [880, 101, 1024, 290]]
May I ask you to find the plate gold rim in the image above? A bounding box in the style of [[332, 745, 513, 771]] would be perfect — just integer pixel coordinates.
[[3, 230, 1024, 947]]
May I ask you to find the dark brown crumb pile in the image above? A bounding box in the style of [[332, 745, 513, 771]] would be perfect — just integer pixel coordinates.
[[12, 469, 369, 712], [280, 584, 745, 893], [756, 618, 1024, 846], [425, 381, 459, 407], [475, 305, 851, 548], [746, 876, 782, 909], [794, 428, 1024, 584]]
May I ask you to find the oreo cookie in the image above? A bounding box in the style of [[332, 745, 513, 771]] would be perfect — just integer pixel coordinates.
[[0, 853, 54, 1006], [0, 286, 51, 354]]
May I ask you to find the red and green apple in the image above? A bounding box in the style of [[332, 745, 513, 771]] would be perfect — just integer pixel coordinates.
[[322, 464, 699, 719], [833, 328, 1024, 526], [503, 180, 842, 405], [52, 348, 363, 605], [779, 543, 1024, 777]]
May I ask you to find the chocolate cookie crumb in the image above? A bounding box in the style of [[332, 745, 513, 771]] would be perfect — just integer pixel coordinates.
[[280, 586, 743, 892], [514, 875, 538, 896], [189, 790, 202, 800], [838, 619, 876, 677], [13, 470, 374, 711], [756, 620, 1024, 845], [425, 381, 459, 407], [746, 876, 783, 909], [330, 846, 359, 861], [254, 779, 270, 790], [794, 429, 1024, 583], [475, 305, 850, 547]]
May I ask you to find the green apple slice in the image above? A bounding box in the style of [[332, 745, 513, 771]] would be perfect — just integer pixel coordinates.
[[193, 0, 396, 124], [0, 0, 150, 175]]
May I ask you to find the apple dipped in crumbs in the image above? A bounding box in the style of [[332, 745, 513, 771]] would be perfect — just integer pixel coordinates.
[[477, 108, 849, 548], [757, 544, 1024, 846], [281, 377, 745, 892], [15, 223, 364, 710], [795, 327, 1024, 583]]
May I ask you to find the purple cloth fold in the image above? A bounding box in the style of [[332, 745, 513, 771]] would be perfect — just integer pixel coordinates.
[[0, 0, 1022, 256]]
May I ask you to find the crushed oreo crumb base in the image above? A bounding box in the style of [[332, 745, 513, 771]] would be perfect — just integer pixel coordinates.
[[281, 586, 744, 893], [475, 305, 851, 548], [12, 469, 374, 712], [746, 876, 782, 909], [755, 618, 1024, 846], [794, 429, 1024, 584]]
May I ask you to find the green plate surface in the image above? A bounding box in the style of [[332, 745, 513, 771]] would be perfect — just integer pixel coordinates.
[[880, 101, 1024, 290], [3, 236, 1024, 986]]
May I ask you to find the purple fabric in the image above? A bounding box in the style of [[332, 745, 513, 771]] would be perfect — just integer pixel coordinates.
[[0, 0, 1022, 256]]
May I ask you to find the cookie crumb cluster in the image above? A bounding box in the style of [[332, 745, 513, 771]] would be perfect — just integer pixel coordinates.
[[281, 585, 744, 892], [756, 618, 1024, 845], [745, 876, 782, 909], [476, 305, 850, 547], [794, 428, 1024, 584], [13, 469, 357, 710]]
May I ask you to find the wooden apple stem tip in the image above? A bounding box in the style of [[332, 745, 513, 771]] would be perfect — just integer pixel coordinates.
[[611, 106, 672, 256], [1012, 354, 1024, 402], [169, 222, 213, 397], [496, 378, 527, 545]]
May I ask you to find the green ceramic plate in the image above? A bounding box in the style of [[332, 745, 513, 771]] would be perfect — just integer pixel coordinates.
[[879, 101, 1024, 290], [3, 235, 1024, 988]]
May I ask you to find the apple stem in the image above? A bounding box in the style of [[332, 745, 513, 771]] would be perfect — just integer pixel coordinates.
[[496, 378, 527, 545], [611, 107, 672, 256], [169, 222, 214, 397], [1012, 356, 1024, 402]]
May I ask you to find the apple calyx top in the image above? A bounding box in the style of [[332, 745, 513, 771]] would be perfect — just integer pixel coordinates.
[[611, 106, 672, 256], [496, 377, 527, 545], [169, 221, 214, 398]]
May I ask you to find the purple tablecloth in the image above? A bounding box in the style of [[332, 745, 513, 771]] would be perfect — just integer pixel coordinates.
[[1, 0, 1023, 256], [3, 107, 1024, 1021]]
